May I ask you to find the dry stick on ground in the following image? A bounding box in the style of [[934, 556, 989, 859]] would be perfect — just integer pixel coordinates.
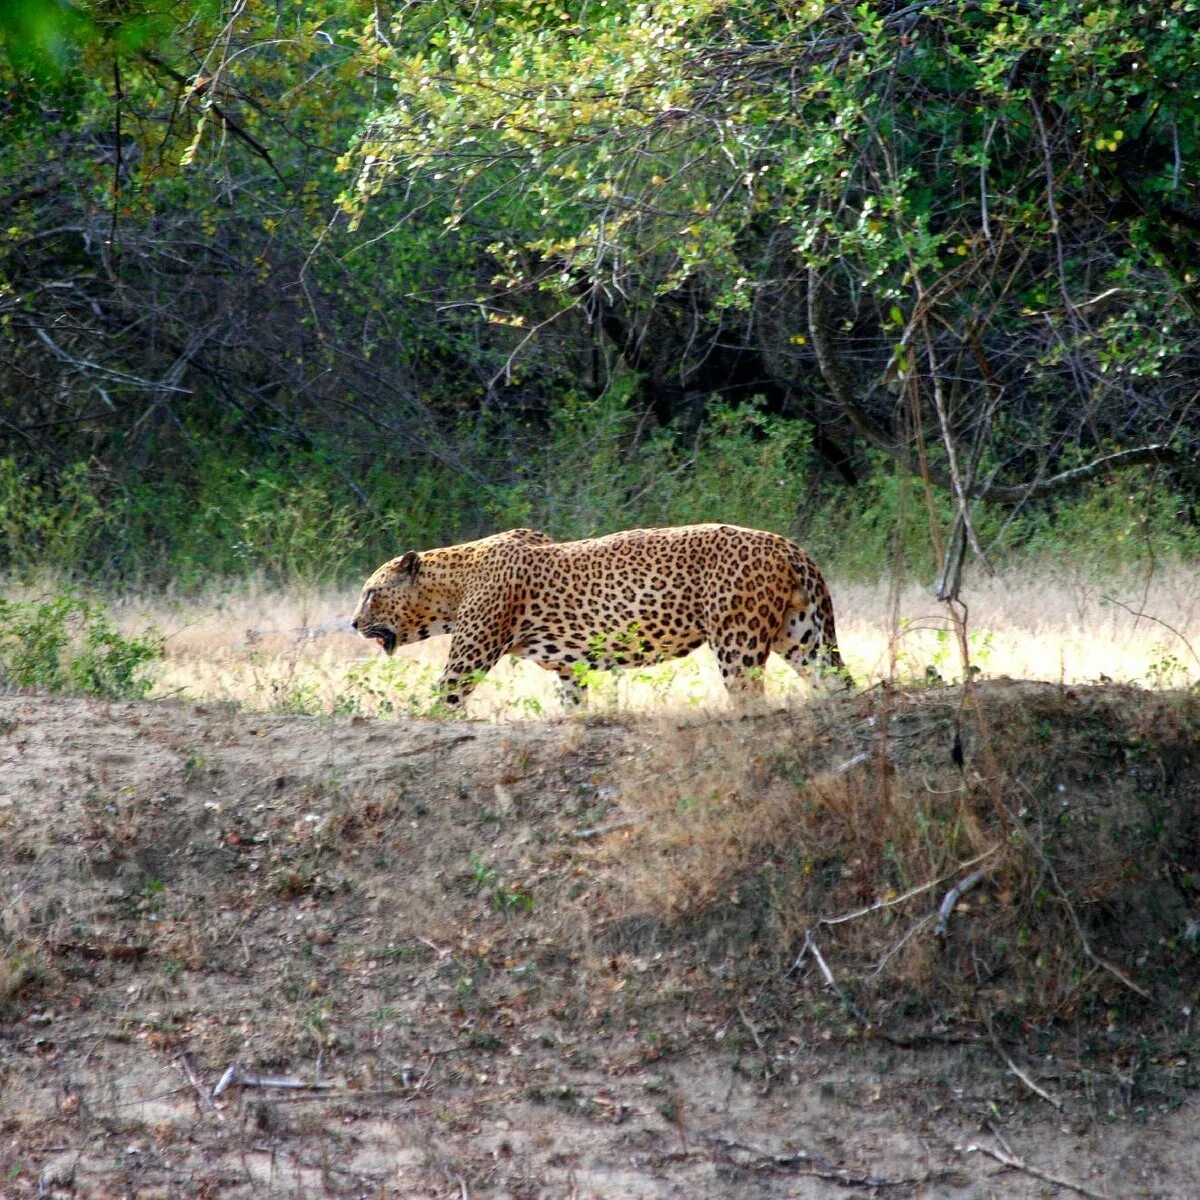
[[793, 847, 1002, 1022], [818, 845, 1000, 929], [735, 1003, 773, 1089], [933, 864, 993, 937], [984, 1020, 1063, 1110], [792, 930, 872, 1026], [211, 1064, 335, 1097], [571, 817, 640, 840], [962, 1128, 1113, 1200], [176, 1052, 224, 1119], [792, 928, 837, 986], [392, 734, 476, 758], [710, 1136, 940, 1190], [868, 911, 936, 977]]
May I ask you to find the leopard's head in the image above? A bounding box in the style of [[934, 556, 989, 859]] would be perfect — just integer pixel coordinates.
[[350, 552, 454, 654]]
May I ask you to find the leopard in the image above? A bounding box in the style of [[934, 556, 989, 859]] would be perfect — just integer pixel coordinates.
[[350, 524, 846, 709]]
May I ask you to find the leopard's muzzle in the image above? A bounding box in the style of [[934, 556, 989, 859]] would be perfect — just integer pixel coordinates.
[[358, 623, 397, 654]]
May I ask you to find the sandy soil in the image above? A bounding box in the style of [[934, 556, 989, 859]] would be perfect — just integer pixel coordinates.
[[0, 689, 1197, 1198]]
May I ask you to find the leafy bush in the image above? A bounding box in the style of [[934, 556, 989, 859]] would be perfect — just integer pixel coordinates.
[[0, 459, 106, 579], [491, 388, 815, 541], [0, 406, 1196, 595], [0, 593, 161, 699]]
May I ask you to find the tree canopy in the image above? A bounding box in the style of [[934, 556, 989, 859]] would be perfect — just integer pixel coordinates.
[[1, 1, 1198, 583]]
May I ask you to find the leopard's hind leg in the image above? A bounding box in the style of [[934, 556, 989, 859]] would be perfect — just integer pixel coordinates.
[[773, 585, 848, 688]]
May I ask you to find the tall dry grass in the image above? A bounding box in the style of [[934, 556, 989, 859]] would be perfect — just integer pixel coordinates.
[[99, 564, 1200, 718]]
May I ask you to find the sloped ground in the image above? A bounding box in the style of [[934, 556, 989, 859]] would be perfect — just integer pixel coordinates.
[[0, 682, 1198, 1198]]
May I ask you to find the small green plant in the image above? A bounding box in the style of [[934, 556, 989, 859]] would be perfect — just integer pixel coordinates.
[[469, 851, 498, 891], [468, 851, 534, 914], [929, 625, 995, 682], [0, 593, 160, 699], [1146, 644, 1189, 690], [340, 657, 439, 717], [140, 878, 166, 916], [491, 885, 535, 915], [271, 676, 323, 715]]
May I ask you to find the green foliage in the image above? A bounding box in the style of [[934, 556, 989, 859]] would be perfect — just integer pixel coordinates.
[[469, 851, 534, 915], [0, 592, 160, 699], [342, 0, 1200, 310], [334, 0, 1200, 538], [801, 460, 952, 582], [0, 0, 88, 77], [0, 459, 104, 578], [2, 408, 1197, 595], [499, 388, 814, 539], [4, 0, 1199, 603], [1007, 470, 1200, 571]]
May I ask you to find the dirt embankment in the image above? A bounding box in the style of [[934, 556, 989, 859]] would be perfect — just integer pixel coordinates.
[[1, 681, 1198, 1198]]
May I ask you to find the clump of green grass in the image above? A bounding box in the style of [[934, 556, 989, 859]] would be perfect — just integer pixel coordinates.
[[0, 592, 161, 700]]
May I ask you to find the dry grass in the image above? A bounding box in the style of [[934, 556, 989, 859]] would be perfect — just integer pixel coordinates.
[[104, 564, 1200, 718], [588, 682, 1200, 1028], [592, 703, 996, 975]]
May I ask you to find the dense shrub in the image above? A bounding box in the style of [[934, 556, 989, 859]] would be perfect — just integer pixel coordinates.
[[0, 593, 161, 699]]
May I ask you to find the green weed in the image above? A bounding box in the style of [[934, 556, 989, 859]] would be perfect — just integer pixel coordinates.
[[0, 592, 160, 699]]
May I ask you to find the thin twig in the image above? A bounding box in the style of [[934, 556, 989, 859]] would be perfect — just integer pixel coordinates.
[[792, 929, 836, 986], [1101, 594, 1200, 671], [176, 1052, 223, 1119], [985, 1028, 1063, 1110], [793, 930, 872, 1026], [831, 751, 869, 775], [393, 734, 476, 758], [820, 845, 1000, 928], [571, 818, 639, 840], [34, 326, 193, 394], [962, 1138, 1112, 1200], [735, 1000, 775, 1088], [868, 912, 935, 977], [710, 1136, 936, 1189]]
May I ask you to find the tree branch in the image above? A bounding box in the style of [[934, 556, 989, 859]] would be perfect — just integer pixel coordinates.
[[805, 269, 1191, 507]]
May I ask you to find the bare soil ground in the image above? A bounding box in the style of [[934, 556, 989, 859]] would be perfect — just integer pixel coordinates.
[[1, 682, 1198, 1198]]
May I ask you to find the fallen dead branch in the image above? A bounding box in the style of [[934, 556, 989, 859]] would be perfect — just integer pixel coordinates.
[[710, 1136, 940, 1189], [962, 1130, 1112, 1200], [211, 1063, 336, 1098], [819, 845, 1000, 929], [985, 1023, 1063, 1110], [934, 864, 992, 937]]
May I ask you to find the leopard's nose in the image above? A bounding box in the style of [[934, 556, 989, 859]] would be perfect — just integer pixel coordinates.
[[350, 616, 359, 631]]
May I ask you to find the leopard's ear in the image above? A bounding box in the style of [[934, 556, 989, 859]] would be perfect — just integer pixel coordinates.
[[395, 550, 420, 580]]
